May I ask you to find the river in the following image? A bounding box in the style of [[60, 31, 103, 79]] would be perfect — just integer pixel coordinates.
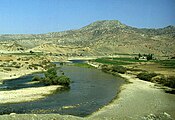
[[0, 64, 125, 117]]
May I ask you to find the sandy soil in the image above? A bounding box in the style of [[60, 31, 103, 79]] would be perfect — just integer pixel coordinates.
[[88, 73, 175, 120], [0, 57, 61, 104], [0, 67, 61, 104], [0, 85, 61, 104], [0, 54, 45, 82], [0, 69, 41, 82]]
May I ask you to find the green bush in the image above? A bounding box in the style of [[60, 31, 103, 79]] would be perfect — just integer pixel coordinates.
[[15, 65, 21, 68], [44, 68, 57, 79], [101, 65, 127, 74], [32, 76, 42, 81], [57, 76, 70, 86], [163, 76, 175, 88], [146, 54, 153, 61], [137, 72, 158, 81], [151, 75, 175, 88], [112, 65, 127, 74], [3, 68, 12, 71], [32, 68, 70, 87], [151, 75, 165, 83], [101, 65, 111, 72]]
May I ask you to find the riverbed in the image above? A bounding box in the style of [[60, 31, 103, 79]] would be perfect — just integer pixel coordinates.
[[0, 65, 125, 117]]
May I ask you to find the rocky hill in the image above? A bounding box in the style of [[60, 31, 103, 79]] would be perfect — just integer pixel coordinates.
[[0, 20, 174, 57]]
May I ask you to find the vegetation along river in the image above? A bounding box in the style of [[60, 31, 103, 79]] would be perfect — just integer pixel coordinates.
[[0, 63, 125, 117]]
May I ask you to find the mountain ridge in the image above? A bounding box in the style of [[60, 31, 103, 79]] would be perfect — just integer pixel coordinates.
[[0, 20, 174, 57]]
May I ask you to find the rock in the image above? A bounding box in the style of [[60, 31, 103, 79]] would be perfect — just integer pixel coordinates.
[[9, 113, 16, 115]]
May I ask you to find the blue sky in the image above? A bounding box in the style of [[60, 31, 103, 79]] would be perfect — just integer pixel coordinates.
[[0, 0, 175, 34]]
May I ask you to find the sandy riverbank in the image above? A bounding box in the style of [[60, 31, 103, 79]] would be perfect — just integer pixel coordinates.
[[0, 69, 42, 83], [88, 73, 175, 119], [0, 85, 61, 104], [0, 70, 62, 104], [0, 73, 174, 120]]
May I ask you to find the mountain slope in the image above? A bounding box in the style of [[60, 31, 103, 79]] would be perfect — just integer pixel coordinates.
[[0, 20, 174, 56]]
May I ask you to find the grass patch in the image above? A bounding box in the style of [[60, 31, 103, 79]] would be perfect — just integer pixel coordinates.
[[94, 58, 131, 65], [94, 57, 149, 66], [112, 57, 147, 62], [155, 60, 175, 68]]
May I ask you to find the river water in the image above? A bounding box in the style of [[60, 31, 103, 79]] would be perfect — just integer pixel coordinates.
[[0, 65, 124, 117]]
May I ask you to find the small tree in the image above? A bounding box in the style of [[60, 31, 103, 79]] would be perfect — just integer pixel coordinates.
[[30, 50, 34, 54], [138, 53, 142, 58], [146, 54, 153, 61]]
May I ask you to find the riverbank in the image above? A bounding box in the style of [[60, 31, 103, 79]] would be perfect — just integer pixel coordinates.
[[87, 62, 175, 119], [0, 73, 174, 119], [88, 73, 175, 119], [0, 61, 174, 119], [0, 69, 62, 104], [0, 85, 62, 104], [0, 69, 41, 83]]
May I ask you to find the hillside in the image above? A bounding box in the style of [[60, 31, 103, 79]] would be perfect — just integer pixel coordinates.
[[0, 20, 174, 57]]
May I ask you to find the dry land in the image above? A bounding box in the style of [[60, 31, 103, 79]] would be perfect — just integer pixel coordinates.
[[0, 85, 61, 104], [0, 54, 63, 103]]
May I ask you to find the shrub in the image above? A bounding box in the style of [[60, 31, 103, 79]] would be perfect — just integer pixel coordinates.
[[151, 75, 175, 88], [151, 75, 166, 83], [137, 72, 158, 81], [3, 68, 12, 71], [44, 68, 57, 79], [30, 50, 34, 54], [12, 62, 17, 65], [163, 76, 175, 88], [33, 66, 38, 70], [56, 76, 70, 86], [146, 54, 153, 61], [32, 76, 42, 81], [112, 65, 127, 74], [101, 65, 111, 72], [32, 68, 71, 87], [15, 65, 21, 68], [135, 57, 139, 60], [43, 77, 53, 85], [17, 58, 21, 61]]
